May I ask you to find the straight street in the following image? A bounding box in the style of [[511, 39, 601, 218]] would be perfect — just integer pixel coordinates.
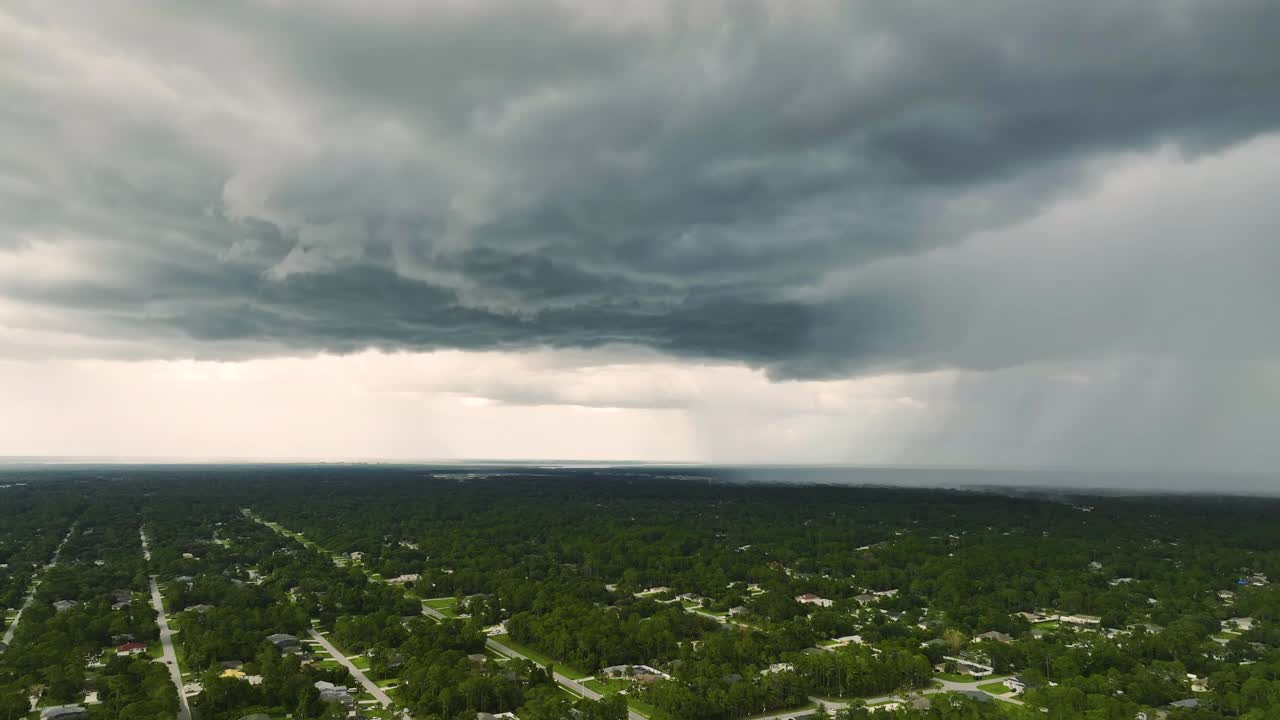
[[144, 524, 193, 720], [308, 627, 396, 708], [149, 576, 192, 720], [2, 523, 76, 648]]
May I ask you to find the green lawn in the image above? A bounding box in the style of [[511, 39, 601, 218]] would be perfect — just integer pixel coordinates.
[[423, 597, 460, 617], [491, 634, 590, 679], [978, 682, 1012, 694], [625, 695, 669, 720], [583, 677, 630, 694], [350, 654, 372, 670], [935, 672, 974, 682], [745, 704, 814, 719]]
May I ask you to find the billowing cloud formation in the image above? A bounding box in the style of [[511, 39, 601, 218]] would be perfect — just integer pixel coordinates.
[[3, 1, 1279, 370], [2, 1, 1280, 474]]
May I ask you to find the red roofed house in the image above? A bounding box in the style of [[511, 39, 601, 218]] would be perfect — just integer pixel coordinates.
[[116, 642, 147, 656]]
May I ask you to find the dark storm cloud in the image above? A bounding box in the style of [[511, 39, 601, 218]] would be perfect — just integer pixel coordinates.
[[2, 0, 1280, 382]]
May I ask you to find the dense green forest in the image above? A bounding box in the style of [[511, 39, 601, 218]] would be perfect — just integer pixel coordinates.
[[2, 466, 1279, 719]]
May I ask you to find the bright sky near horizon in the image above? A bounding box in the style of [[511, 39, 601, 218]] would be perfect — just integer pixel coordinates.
[[2, 2, 1279, 474]]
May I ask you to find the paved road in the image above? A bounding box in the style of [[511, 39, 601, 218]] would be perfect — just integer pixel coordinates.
[[483, 638, 647, 720], [799, 675, 1025, 717], [149, 575, 193, 720], [2, 524, 76, 648], [254, 510, 646, 720], [308, 627, 395, 707]]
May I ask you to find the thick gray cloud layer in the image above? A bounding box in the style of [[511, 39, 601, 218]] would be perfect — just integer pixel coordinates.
[[3, 0, 1279, 378], [3, 0, 1280, 477]]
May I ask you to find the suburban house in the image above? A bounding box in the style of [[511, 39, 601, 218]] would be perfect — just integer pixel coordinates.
[[795, 593, 834, 607], [314, 681, 355, 706], [185, 604, 215, 614], [386, 574, 420, 585], [854, 593, 877, 605], [600, 664, 672, 683], [941, 656, 994, 678], [53, 599, 78, 613], [266, 633, 301, 654], [116, 641, 147, 656], [973, 631, 1013, 643], [476, 713, 519, 719], [1226, 617, 1255, 631], [728, 605, 748, 616], [1006, 676, 1028, 693]]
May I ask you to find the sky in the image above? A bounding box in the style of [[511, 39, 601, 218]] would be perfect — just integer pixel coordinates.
[[2, 1, 1279, 475]]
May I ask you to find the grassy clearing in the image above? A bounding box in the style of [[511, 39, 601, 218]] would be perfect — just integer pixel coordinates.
[[745, 704, 814, 719], [491, 634, 590, 679], [625, 695, 669, 719], [423, 597, 460, 618], [583, 677, 630, 695], [978, 682, 1012, 694]]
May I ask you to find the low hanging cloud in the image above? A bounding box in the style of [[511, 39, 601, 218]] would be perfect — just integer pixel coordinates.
[[2, 1, 1280, 473]]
